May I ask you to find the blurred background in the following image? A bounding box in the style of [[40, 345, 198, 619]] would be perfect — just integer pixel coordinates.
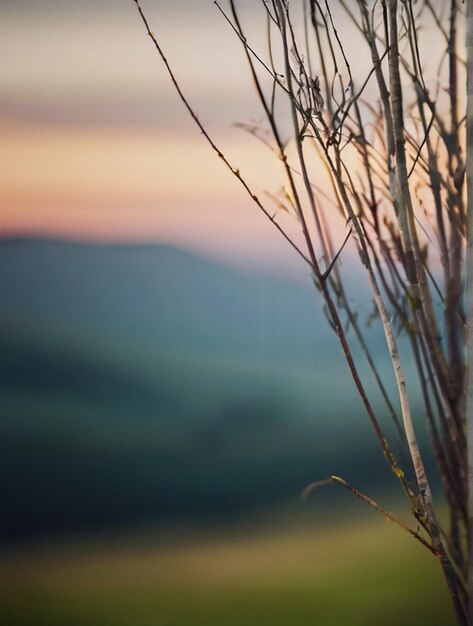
[[0, 1, 456, 624]]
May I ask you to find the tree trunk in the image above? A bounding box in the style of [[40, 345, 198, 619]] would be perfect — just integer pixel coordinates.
[[467, 0, 473, 622]]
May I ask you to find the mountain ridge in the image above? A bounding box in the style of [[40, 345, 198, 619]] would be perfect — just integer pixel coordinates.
[[0, 237, 397, 540]]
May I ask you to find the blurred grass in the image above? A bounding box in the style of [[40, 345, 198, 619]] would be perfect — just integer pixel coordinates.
[[0, 512, 456, 626]]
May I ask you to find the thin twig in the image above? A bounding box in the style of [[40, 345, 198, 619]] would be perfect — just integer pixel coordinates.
[[303, 475, 437, 555], [132, 0, 312, 269]]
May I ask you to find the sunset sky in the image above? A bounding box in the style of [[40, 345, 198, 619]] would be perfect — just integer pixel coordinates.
[[1, 1, 304, 277], [1, 0, 454, 279]]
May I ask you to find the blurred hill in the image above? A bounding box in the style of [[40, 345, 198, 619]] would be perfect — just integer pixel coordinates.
[[0, 238, 402, 540]]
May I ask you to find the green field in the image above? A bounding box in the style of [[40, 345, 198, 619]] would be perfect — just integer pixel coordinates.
[[0, 512, 456, 626]]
